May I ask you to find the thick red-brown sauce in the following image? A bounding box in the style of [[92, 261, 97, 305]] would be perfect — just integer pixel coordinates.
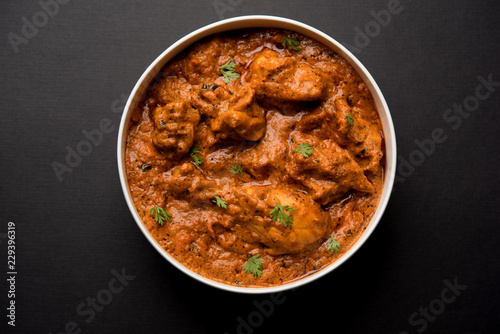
[[125, 29, 385, 287]]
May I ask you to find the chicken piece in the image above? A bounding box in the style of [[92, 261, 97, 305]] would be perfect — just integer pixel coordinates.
[[151, 100, 200, 157], [190, 84, 227, 118], [163, 162, 223, 203], [239, 110, 291, 179], [334, 93, 383, 172], [163, 163, 238, 235], [236, 186, 330, 255], [153, 76, 193, 105], [193, 122, 219, 149], [249, 50, 327, 102], [347, 118, 383, 172], [181, 36, 224, 85], [287, 132, 374, 205], [192, 84, 266, 141], [211, 84, 266, 141]]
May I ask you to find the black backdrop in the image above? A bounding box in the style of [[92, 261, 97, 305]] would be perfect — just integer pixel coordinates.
[[1, 0, 499, 333]]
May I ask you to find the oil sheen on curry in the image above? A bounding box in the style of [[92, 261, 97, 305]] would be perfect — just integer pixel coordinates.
[[125, 29, 385, 287]]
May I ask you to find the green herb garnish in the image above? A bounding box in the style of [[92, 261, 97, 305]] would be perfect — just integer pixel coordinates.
[[149, 205, 172, 226], [346, 113, 354, 126], [281, 36, 301, 50], [219, 60, 240, 84], [270, 203, 296, 228], [215, 196, 228, 209], [243, 254, 264, 278], [327, 236, 341, 253], [189, 146, 203, 165], [293, 143, 313, 158], [229, 164, 244, 176]]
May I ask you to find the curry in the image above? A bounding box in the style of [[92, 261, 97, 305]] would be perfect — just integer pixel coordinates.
[[125, 29, 385, 287]]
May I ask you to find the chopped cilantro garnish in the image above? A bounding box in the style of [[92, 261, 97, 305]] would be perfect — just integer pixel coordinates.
[[270, 203, 296, 228], [281, 36, 301, 50], [149, 205, 172, 226], [219, 60, 240, 84], [293, 143, 313, 158], [244, 254, 264, 278]]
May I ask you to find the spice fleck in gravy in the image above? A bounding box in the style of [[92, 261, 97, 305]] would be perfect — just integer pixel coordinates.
[[125, 29, 385, 287]]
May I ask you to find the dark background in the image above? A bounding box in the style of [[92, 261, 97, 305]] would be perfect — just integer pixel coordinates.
[[1, 0, 499, 333]]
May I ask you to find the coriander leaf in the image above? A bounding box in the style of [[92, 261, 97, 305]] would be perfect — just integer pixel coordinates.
[[327, 236, 341, 253], [293, 143, 313, 158], [281, 36, 301, 50], [269, 203, 296, 228], [189, 146, 203, 165], [243, 254, 264, 278], [219, 60, 240, 84], [191, 155, 203, 165], [346, 113, 354, 126], [149, 205, 172, 226], [215, 196, 228, 209], [229, 164, 244, 176]]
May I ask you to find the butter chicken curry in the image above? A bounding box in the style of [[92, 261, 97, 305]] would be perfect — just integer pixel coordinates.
[[125, 29, 385, 287]]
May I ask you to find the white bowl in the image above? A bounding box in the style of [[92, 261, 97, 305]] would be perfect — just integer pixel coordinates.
[[117, 15, 397, 294]]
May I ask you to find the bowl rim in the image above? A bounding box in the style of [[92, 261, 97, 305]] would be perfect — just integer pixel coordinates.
[[117, 15, 397, 294]]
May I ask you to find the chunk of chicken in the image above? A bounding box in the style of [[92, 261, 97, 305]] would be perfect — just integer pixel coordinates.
[[163, 162, 224, 203], [192, 84, 266, 141], [287, 132, 374, 205], [237, 186, 330, 255], [181, 36, 224, 85], [151, 100, 200, 157], [211, 84, 266, 141], [239, 110, 291, 179], [249, 50, 327, 102], [347, 118, 383, 172], [333, 93, 383, 172], [153, 76, 193, 105], [163, 163, 237, 236]]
